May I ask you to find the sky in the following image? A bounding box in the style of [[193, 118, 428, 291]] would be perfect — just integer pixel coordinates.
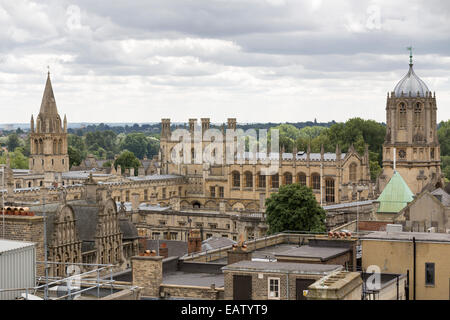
[[0, 0, 450, 125]]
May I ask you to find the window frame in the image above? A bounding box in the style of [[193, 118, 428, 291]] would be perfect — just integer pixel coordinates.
[[267, 277, 281, 300], [425, 262, 435, 286]]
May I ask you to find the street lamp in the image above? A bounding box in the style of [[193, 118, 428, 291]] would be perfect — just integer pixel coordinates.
[[356, 186, 364, 234]]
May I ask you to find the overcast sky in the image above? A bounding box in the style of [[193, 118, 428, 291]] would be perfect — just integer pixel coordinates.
[[1, 0, 449, 124]]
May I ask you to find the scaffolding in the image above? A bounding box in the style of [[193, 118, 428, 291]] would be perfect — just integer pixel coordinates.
[[0, 261, 139, 300]]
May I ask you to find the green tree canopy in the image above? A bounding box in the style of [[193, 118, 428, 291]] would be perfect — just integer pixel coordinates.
[[114, 150, 141, 175], [438, 120, 450, 156], [7, 133, 21, 152], [0, 149, 29, 169], [120, 133, 149, 159], [265, 183, 326, 234]]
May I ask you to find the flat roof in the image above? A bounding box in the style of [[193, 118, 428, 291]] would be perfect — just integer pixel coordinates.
[[222, 261, 342, 275], [162, 272, 224, 288], [361, 231, 450, 243], [275, 246, 350, 261], [0, 239, 35, 254]]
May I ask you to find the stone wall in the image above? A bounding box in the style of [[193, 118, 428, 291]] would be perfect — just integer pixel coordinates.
[[160, 284, 222, 300]]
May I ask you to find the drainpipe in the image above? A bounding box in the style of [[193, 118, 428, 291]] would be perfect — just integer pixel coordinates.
[[413, 237, 416, 300]]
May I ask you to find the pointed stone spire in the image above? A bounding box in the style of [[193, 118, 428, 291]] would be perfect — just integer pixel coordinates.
[[30, 115, 34, 133], [63, 114, 67, 132], [348, 143, 355, 153], [40, 72, 59, 116], [335, 144, 341, 161]]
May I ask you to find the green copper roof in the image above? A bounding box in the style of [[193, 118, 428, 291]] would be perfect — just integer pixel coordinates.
[[377, 171, 414, 213]]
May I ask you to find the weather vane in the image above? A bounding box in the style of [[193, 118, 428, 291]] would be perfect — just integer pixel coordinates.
[[407, 46, 413, 65]]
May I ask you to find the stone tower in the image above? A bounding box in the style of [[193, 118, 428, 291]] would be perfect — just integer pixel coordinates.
[[379, 55, 443, 194], [29, 72, 69, 182]]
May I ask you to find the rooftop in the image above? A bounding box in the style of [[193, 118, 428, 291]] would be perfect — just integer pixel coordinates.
[[275, 245, 350, 261], [376, 171, 414, 213], [0, 239, 35, 254], [361, 231, 450, 243], [222, 260, 342, 275]]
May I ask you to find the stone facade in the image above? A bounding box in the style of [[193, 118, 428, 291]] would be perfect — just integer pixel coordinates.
[[159, 118, 375, 211], [379, 62, 443, 195]]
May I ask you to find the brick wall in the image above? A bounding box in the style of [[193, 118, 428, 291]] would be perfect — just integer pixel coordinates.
[[0, 215, 45, 276]]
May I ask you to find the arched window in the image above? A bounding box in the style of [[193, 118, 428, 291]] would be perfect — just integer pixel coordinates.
[[271, 173, 279, 189], [414, 103, 422, 127], [244, 171, 253, 188], [257, 172, 266, 188], [53, 140, 57, 154], [297, 172, 306, 186], [399, 103, 407, 129], [58, 139, 62, 154], [284, 172, 292, 185], [39, 139, 43, 154], [34, 139, 38, 154], [232, 171, 240, 188], [325, 178, 335, 203], [349, 163, 357, 182], [311, 173, 320, 190]]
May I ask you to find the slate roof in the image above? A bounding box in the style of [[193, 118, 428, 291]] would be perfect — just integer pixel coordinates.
[[376, 171, 414, 213], [202, 237, 236, 251], [430, 188, 450, 207]]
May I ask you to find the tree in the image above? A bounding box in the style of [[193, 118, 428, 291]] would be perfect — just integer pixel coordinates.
[[265, 183, 326, 234], [68, 146, 83, 168], [438, 120, 450, 156], [114, 150, 141, 175], [0, 149, 29, 169], [120, 133, 148, 159], [7, 133, 21, 152]]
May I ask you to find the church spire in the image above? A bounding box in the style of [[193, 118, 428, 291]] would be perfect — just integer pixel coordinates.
[[39, 72, 59, 116]]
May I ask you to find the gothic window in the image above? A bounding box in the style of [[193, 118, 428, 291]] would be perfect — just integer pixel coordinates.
[[232, 171, 240, 188], [349, 163, 357, 182], [399, 103, 407, 129], [58, 139, 62, 154], [325, 178, 335, 203], [244, 171, 253, 188], [271, 173, 279, 189], [284, 172, 293, 185], [297, 172, 306, 186], [414, 103, 422, 127], [53, 140, 57, 154], [311, 173, 320, 190], [258, 172, 266, 188]]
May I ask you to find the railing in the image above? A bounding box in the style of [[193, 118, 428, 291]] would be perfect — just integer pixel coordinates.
[[0, 261, 139, 300]]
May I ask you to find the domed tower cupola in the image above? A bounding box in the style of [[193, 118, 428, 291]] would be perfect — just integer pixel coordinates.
[[380, 48, 443, 195], [393, 52, 430, 98]]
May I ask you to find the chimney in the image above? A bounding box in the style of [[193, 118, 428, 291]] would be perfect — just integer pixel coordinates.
[[131, 255, 163, 297], [227, 234, 252, 265], [187, 229, 202, 254], [159, 242, 169, 258]]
